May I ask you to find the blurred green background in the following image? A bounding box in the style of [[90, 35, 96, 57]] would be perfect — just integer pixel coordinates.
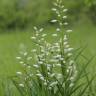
[[0, 0, 96, 78]]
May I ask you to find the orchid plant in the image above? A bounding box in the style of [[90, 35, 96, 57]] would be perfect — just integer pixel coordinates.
[[5, 0, 95, 96]]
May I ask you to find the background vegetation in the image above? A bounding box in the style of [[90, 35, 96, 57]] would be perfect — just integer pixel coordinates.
[[0, 0, 96, 29]]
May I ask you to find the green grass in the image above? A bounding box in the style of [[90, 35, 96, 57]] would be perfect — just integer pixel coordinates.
[[0, 29, 32, 77], [0, 18, 96, 77]]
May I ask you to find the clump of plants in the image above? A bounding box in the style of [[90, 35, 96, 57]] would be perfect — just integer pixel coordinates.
[[2, 0, 96, 96]]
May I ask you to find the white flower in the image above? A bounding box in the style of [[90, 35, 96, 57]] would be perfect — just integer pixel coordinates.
[[27, 57, 32, 60], [66, 30, 72, 33], [64, 35, 67, 41], [63, 60, 66, 63], [36, 73, 42, 77], [38, 61, 43, 65], [33, 26, 37, 30], [50, 81, 58, 87], [56, 28, 60, 32], [41, 38, 44, 41], [69, 83, 74, 87], [68, 48, 74, 51], [33, 64, 39, 68], [67, 69, 70, 73], [51, 20, 57, 23], [16, 57, 21, 60], [64, 48, 73, 53], [65, 45, 70, 48], [55, 55, 61, 58], [56, 11, 60, 15], [56, 64, 61, 67], [47, 66, 51, 70], [19, 61, 24, 64], [48, 87, 52, 90], [16, 72, 22, 75], [48, 72, 51, 75], [39, 28, 44, 32], [58, 14, 61, 17], [38, 54, 43, 58], [50, 59, 58, 63], [59, 22, 63, 26], [59, 57, 64, 61], [36, 33, 39, 36], [52, 8, 57, 11], [40, 76, 44, 81], [64, 49, 68, 53], [63, 16, 67, 19], [50, 73, 55, 77], [67, 53, 73, 56], [31, 49, 37, 52], [54, 43, 59, 46], [53, 2, 58, 6], [63, 9, 68, 12], [31, 36, 36, 40], [56, 49, 60, 52], [64, 22, 68, 25], [42, 34, 47, 37], [27, 66, 31, 69], [61, 5, 64, 8], [29, 74, 33, 77], [24, 52, 28, 56], [70, 77, 75, 81], [64, 41, 68, 45], [68, 66, 72, 69], [44, 82, 47, 86], [38, 40, 41, 43], [47, 64, 51, 67], [52, 34, 58, 37], [19, 84, 24, 87], [57, 74, 62, 79]]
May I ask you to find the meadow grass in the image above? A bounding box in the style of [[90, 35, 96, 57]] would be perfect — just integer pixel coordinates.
[[0, 29, 31, 77]]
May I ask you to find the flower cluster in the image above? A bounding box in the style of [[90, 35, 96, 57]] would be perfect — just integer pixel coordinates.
[[15, 0, 77, 95]]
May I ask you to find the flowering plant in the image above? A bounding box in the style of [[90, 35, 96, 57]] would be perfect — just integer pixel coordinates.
[[5, 0, 95, 96]]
